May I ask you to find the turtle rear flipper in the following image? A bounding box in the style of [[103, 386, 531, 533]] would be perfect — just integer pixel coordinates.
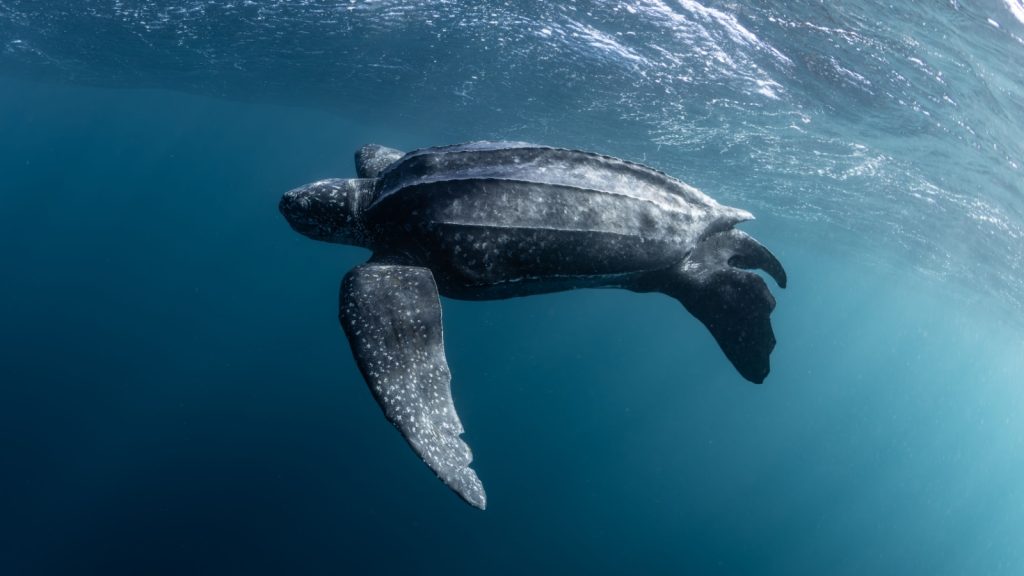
[[637, 230, 786, 384]]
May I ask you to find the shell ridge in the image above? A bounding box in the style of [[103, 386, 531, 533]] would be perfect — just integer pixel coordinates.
[[373, 176, 696, 215], [435, 219, 647, 238], [381, 141, 714, 205]]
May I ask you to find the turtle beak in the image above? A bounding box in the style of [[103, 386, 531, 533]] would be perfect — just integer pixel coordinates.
[[279, 180, 344, 242], [278, 187, 301, 216], [279, 185, 318, 237]]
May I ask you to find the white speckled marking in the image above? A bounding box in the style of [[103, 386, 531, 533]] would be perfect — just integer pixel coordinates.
[[340, 264, 486, 510]]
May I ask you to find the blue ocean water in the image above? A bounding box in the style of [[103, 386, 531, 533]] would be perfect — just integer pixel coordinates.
[[2, 1, 1023, 575]]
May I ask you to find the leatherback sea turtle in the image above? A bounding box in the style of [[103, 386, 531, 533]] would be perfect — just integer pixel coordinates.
[[279, 141, 787, 509]]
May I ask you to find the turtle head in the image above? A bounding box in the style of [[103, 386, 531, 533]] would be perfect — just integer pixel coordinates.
[[279, 178, 375, 247]]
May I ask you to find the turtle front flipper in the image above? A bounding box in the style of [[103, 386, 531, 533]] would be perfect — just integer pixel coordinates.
[[355, 144, 404, 178], [339, 263, 486, 509], [636, 230, 787, 384]]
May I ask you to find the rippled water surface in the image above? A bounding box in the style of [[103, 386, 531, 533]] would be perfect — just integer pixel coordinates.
[[4, 0, 1023, 309], [2, 2, 1023, 575]]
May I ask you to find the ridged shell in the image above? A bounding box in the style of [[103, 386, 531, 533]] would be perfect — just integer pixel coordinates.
[[364, 141, 752, 292]]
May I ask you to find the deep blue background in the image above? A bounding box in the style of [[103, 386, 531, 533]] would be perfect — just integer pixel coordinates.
[[3, 1, 1024, 573], [2, 77, 1022, 575]]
